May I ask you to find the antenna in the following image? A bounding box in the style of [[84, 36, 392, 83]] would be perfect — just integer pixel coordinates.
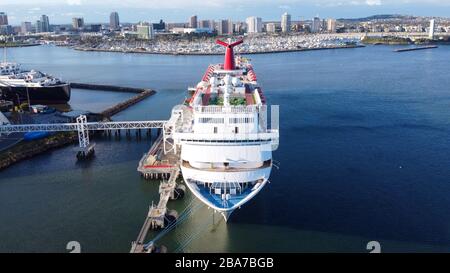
[[216, 39, 243, 70]]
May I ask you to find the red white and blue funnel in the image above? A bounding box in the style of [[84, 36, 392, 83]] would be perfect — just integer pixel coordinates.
[[216, 39, 243, 70]]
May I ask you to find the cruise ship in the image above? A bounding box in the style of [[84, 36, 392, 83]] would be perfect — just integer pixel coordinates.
[[172, 39, 279, 221], [0, 62, 71, 104]]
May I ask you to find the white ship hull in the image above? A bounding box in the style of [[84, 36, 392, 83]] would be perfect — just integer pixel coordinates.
[[183, 173, 269, 221]]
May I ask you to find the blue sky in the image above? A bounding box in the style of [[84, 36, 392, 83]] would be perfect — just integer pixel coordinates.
[[2, 0, 450, 25]]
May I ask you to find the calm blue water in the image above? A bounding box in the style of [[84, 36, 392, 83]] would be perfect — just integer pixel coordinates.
[[1, 44, 450, 252]]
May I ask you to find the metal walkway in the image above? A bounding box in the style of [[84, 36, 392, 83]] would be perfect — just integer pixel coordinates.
[[0, 120, 166, 133], [0, 115, 168, 158]]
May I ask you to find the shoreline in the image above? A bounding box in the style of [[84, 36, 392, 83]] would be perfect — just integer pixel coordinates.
[[73, 44, 365, 56], [0, 132, 77, 171], [0, 43, 41, 48]]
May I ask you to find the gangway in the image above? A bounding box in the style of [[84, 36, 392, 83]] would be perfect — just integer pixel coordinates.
[[0, 115, 169, 157]]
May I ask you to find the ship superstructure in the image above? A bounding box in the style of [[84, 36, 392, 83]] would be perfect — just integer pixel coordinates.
[[172, 39, 279, 220]]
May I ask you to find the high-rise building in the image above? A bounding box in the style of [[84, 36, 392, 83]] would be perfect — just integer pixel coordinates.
[[246, 16, 262, 33], [209, 20, 216, 31], [199, 20, 210, 29], [40, 15, 50, 32], [137, 23, 154, 39], [72, 17, 84, 29], [266, 23, 276, 33], [35, 20, 43, 33], [311, 16, 321, 33], [189, 15, 198, 28], [327, 18, 336, 33], [110, 12, 120, 30], [281, 12, 291, 33], [21, 22, 32, 34], [429, 19, 435, 39], [0, 12, 8, 25], [218, 19, 231, 35]]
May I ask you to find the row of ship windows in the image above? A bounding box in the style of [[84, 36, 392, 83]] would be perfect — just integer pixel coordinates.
[[198, 117, 255, 124], [180, 139, 271, 143]]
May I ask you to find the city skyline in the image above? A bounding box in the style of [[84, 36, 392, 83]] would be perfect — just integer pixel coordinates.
[[2, 0, 450, 25]]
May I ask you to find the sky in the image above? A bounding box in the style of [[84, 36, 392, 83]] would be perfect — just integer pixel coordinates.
[[2, 0, 450, 25]]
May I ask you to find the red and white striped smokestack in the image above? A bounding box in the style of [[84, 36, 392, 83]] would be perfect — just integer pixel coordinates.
[[216, 39, 244, 70]]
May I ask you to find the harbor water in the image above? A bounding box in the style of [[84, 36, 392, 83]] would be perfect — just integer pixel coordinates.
[[1, 45, 450, 252]]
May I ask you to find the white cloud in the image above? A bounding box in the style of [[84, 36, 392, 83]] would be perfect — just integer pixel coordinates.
[[366, 0, 382, 5], [67, 0, 82, 5]]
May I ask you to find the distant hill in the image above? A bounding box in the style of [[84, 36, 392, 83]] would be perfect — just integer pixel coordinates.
[[338, 14, 416, 22]]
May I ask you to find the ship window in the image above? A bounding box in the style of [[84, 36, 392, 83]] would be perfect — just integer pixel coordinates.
[[199, 117, 224, 124], [234, 127, 239, 134], [214, 127, 218, 134], [229, 117, 254, 123]]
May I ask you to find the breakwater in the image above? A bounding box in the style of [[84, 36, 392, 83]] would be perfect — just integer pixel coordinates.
[[394, 45, 438, 52], [100, 89, 155, 117], [70, 82, 148, 93]]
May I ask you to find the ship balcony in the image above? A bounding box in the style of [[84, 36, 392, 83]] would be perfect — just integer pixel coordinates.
[[173, 129, 279, 145]]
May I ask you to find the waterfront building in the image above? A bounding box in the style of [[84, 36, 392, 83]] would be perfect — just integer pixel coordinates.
[[281, 12, 291, 33], [21, 22, 32, 34], [189, 15, 198, 28], [234, 22, 245, 34], [199, 20, 210, 29], [35, 20, 42, 33], [40, 15, 50, 32], [72, 17, 84, 30], [429, 19, 435, 39], [266, 23, 276, 33], [152, 19, 166, 32], [209, 20, 216, 31], [89, 24, 102, 32], [137, 23, 154, 39], [110, 12, 120, 31], [0, 25, 12, 35], [311, 16, 321, 33], [327, 18, 336, 33], [218, 19, 233, 35], [246, 16, 262, 34], [0, 12, 8, 26]]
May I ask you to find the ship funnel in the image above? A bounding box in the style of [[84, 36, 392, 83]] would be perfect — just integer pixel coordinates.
[[216, 39, 243, 70]]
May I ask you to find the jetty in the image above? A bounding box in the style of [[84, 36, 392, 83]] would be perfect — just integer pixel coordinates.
[[70, 82, 148, 93], [394, 45, 438, 52], [100, 89, 155, 117]]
